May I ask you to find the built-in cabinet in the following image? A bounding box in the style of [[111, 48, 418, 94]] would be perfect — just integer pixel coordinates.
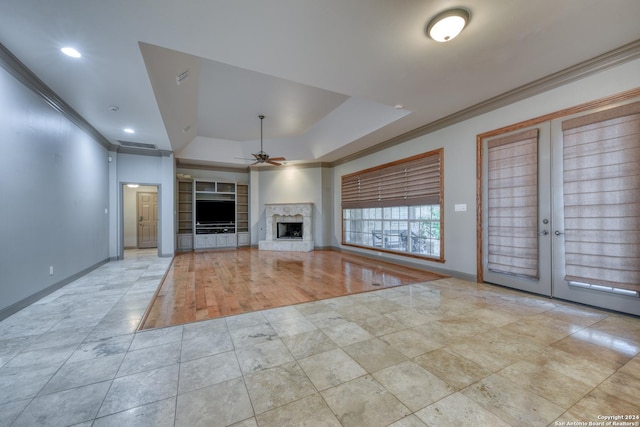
[[194, 180, 236, 249], [176, 178, 249, 251]]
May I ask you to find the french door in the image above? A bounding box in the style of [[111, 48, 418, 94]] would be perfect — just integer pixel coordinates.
[[482, 122, 552, 296], [481, 100, 640, 316]]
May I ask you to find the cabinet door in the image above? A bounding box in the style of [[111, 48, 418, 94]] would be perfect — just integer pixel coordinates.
[[177, 234, 193, 250], [194, 235, 205, 249], [217, 234, 236, 247], [237, 232, 250, 247]]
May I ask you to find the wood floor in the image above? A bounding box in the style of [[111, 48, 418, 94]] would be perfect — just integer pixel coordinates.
[[138, 248, 446, 330]]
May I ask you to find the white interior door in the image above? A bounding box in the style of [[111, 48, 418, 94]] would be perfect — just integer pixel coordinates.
[[482, 123, 552, 296], [137, 192, 158, 249]]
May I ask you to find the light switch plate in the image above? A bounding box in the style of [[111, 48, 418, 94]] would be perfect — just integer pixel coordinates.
[[455, 204, 467, 212]]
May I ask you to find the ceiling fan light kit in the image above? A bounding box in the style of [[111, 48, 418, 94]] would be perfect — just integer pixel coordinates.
[[252, 115, 286, 166]]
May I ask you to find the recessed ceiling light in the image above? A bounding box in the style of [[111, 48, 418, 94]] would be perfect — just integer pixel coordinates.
[[426, 8, 470, 42], [60, 47, 82, 58], [123, 128, 135, 134]]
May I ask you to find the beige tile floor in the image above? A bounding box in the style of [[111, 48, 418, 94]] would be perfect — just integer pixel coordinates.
[[1, 249, 639, 426]]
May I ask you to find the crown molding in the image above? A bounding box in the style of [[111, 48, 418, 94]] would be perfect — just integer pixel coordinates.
[[332, 38, 640, 166], [249, 161, 331, 172], [0, 42, 117, 152]]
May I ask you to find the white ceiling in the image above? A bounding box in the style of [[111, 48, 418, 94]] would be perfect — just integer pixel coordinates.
[[1, 1, 640, 168]]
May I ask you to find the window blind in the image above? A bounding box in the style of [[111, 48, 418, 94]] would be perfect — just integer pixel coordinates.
[[487, 129, 539, 278], [561, 101, 640, 293], [342, 149, 442, 209]]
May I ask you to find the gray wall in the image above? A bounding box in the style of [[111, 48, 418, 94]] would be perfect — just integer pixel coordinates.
[[0, 65, 110, 315]]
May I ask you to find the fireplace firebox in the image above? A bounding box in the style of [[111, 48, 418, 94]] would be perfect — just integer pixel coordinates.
[[277, 222, 303, 239]]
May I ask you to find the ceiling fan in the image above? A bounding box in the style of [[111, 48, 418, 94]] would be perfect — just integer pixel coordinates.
[[251, 115, 286, 166]]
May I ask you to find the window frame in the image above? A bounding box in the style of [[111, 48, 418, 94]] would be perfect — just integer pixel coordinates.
[[341, 149, 445, 262]]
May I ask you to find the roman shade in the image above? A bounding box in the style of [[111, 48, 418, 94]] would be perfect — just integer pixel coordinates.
[[341, 149, 442, 209], [487, 129, 539, 278], [561, 101, 640, 293]]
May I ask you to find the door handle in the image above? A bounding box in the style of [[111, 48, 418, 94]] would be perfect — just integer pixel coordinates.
[[538, 230, 549, 236], [554, 230, 564, 236]]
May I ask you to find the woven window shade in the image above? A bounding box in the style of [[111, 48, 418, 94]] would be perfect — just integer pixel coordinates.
[[342, 150, 442, 209], [487, 129, 539, 278], [561, 101, 640, 293]]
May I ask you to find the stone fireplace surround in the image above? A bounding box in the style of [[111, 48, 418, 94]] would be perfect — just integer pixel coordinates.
[[259, 202, 314, 252]]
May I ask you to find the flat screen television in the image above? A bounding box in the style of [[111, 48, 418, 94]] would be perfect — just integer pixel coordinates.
[[196, 200, 235, 224]]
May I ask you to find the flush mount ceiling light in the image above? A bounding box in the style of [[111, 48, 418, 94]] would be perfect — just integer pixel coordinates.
[[123, 128, 135, 134], [60, 47, 81, 58], [426, 8, 470, 42]]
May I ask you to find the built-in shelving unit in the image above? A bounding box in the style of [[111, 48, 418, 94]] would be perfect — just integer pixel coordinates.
[[194, 180, 237, 249], [176, 180, 194, 251], [236, 184, 250, 246], [175, 178, 250, 251]]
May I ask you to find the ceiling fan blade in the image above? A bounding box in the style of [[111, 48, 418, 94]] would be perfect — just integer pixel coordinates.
[[267, 160, 282, 166], [268, 157, 286, 161]]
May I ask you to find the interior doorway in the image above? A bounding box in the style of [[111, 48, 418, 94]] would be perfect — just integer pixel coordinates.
[[123, 184, 158, 250]]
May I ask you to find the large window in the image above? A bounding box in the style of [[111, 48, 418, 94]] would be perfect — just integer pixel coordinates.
[[341, 149, 443, 261]]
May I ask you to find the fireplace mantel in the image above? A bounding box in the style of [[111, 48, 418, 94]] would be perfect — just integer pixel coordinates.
[[259, 202, 314, 252]]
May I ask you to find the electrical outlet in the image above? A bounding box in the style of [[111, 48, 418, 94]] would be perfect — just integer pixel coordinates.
[[49, 266, 54, 276]]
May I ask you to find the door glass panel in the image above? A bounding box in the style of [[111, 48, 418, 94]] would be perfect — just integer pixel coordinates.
[[560, 102, 640, 293], [487, 129, 539, 279]]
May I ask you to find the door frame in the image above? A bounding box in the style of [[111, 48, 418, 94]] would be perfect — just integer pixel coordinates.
[[476, 87, 640, 283], [118, 182, 162, 260]]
